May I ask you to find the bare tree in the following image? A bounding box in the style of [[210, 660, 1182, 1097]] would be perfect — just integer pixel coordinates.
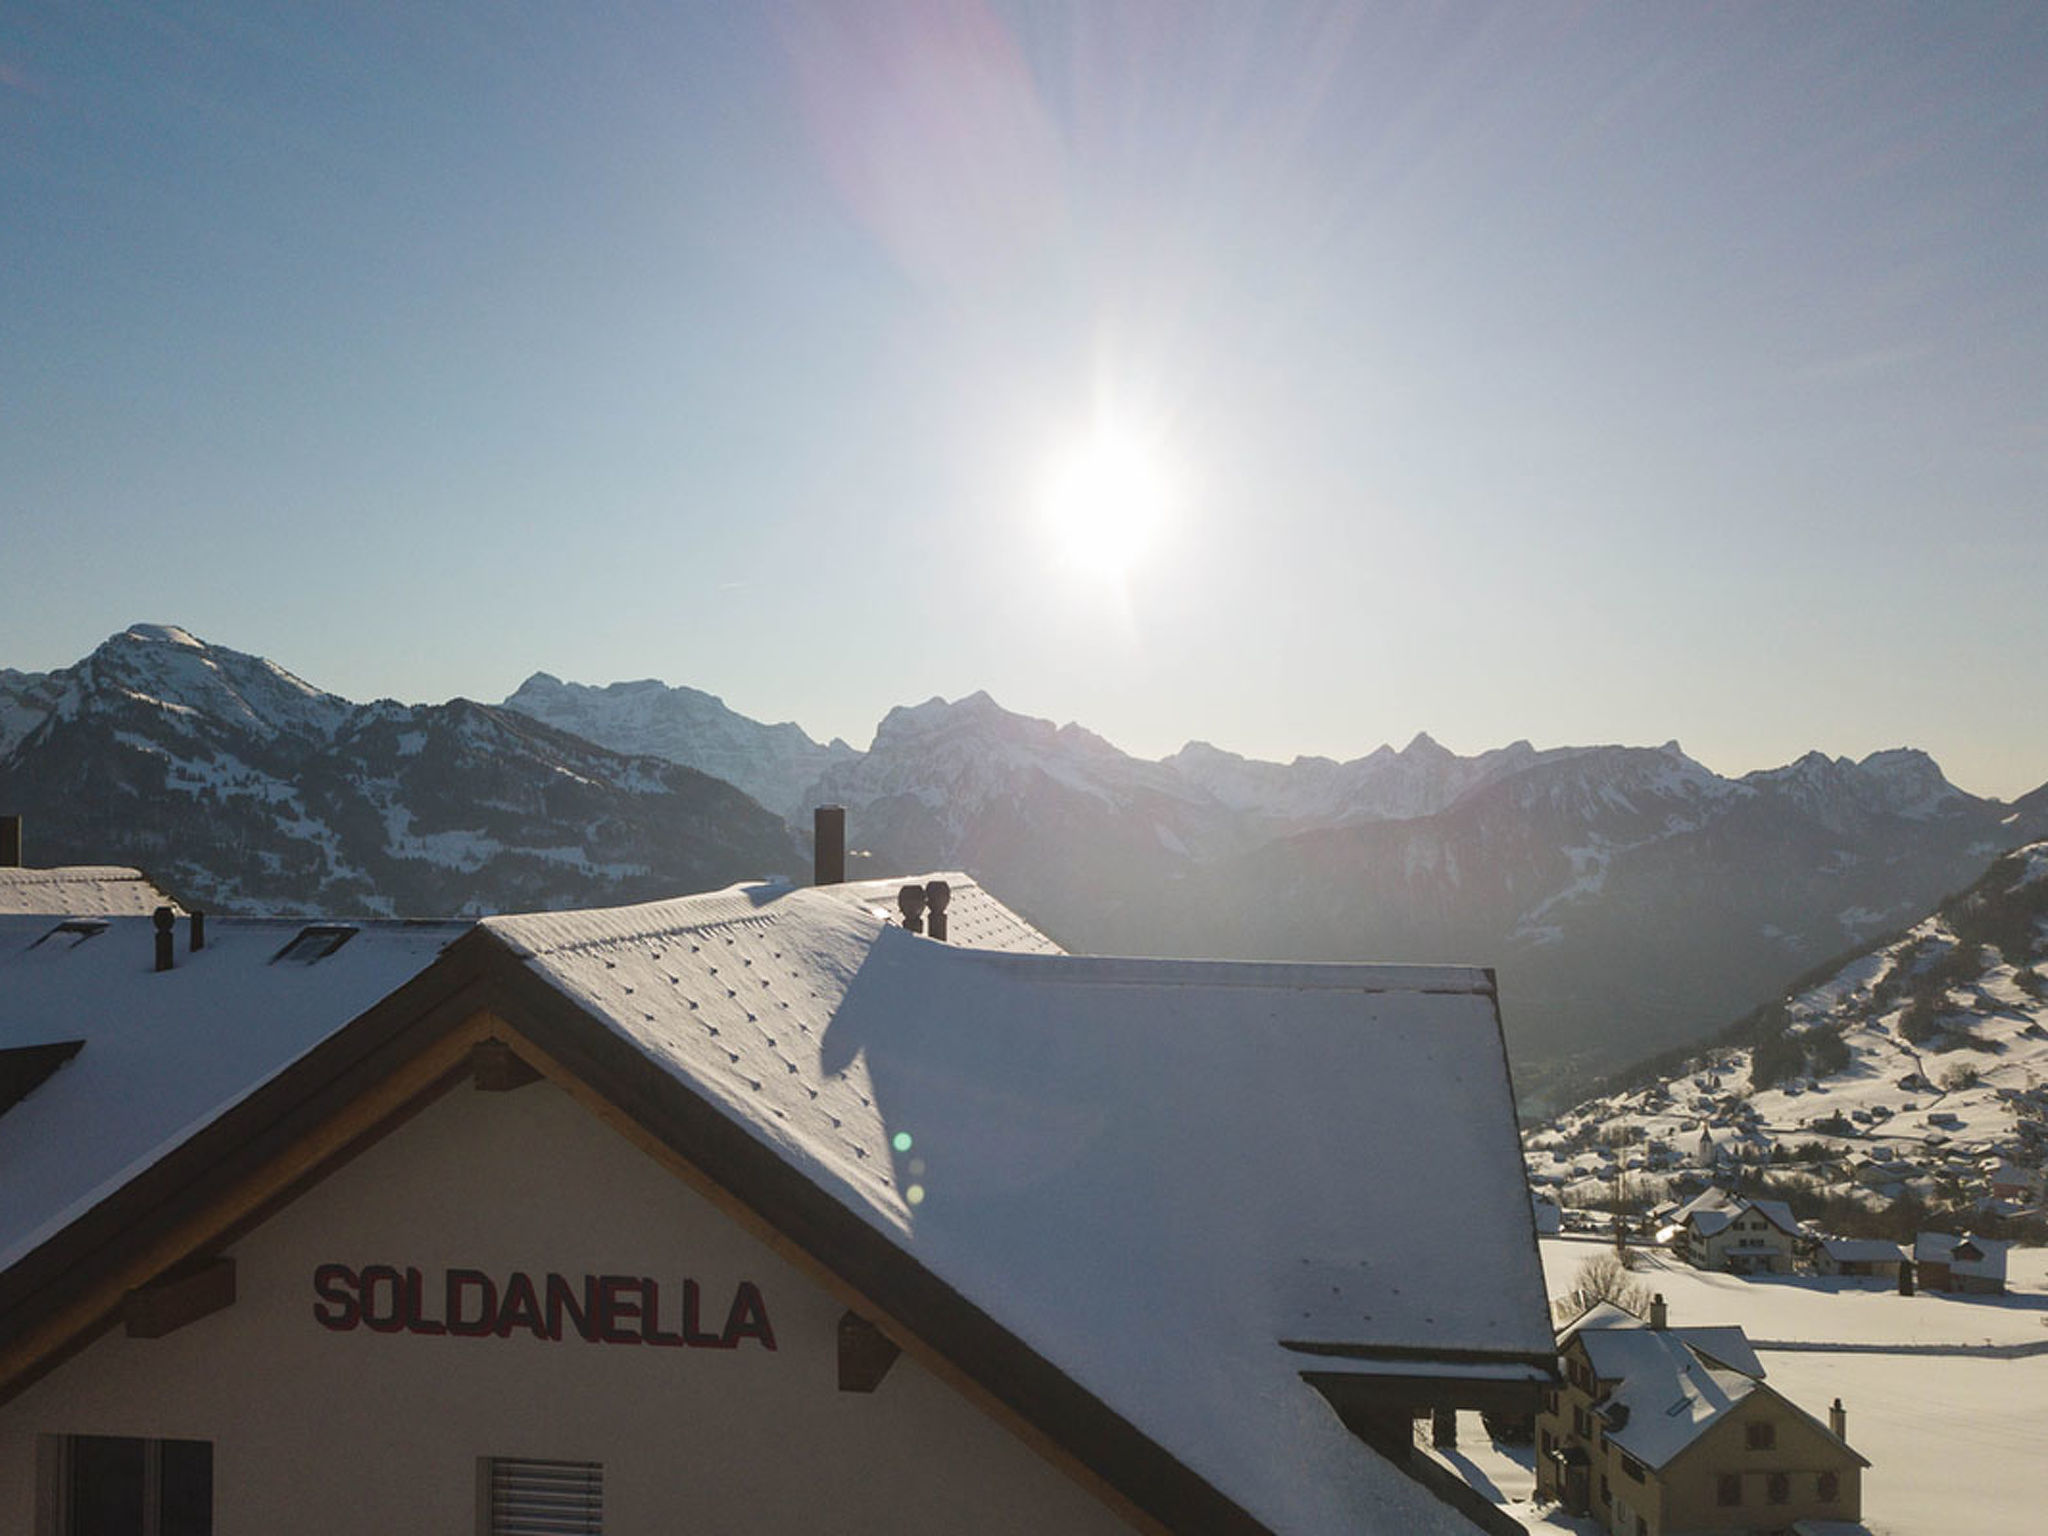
[[1553, 1252, 1653, 1325]]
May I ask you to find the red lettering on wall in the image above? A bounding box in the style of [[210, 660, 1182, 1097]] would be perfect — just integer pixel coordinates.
[[446, 1270, 497, 1337], [405, 1266, 447, 1336], [597, 1275, 643, 1346], [641, 1277, 685, 1347], [312, 1266, 774, 1353], [312, 1264, 359, 1331], [496, 1271, 545, 1339], [546, 1272, 598, 1343], [723, 1280, 777, 1351], [682, 1278, 731, 1349], [359, 1265, 405, 1334]]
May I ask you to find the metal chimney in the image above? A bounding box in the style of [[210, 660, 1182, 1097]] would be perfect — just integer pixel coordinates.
[[154, 906, 176, 972], [1648, 1293, 1667, 1330], [924, 879, 950, 942], [896, 884, 926, 934], [814, 806, 846, 886], [1829, 1397, 1847, 1440], [0, 814, 20, 868]]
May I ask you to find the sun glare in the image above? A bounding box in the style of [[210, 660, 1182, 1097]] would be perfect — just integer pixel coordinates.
[[1042, 431, 1172, 580]]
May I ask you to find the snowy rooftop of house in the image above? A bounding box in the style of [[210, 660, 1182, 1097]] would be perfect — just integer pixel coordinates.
[[1563, 1302, 1764, 1381], [1914, 1232, 2008, 1276], [1673, 1186, 1800, 1237], [0, 911, 462, 1271], [1816, 1237, 1906, 1264], [485, 873, 1550, 1534], [0, 866, 183, 918], [1564, 1305, 1765, 1469]]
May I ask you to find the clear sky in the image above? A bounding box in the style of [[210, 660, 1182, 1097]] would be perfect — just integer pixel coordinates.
[[5, 3, 2045, 797]]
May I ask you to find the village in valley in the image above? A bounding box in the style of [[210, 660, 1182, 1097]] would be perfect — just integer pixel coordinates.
[[1451, 840, 2048, 1535]]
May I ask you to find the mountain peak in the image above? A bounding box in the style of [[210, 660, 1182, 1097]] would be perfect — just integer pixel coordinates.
[[1401, 730, 1453, 761], [118, 623, 204, 650], [871, 691, 1042, 750], [80, 623, 351, 743]]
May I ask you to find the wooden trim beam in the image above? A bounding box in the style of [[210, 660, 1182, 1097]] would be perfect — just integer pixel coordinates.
[[124, 1257, 235, 1340]]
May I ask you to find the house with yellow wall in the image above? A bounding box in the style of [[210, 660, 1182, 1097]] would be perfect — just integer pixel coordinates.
[[1536, 1299, 1866, 1535]]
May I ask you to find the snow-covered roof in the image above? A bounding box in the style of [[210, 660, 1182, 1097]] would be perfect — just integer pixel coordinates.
[[1562, 1303, 1764, 1382], [1749, 1198, 1802, 1236], [0, 912, 462, 1271], [1591, 1330, 1759, 1469], [485, 874, 1549, 1533], [1673, 1186, 1800, 1238], [1816, 1237, 1905, 1265], [0, 866, 183, 917], [1914, 1232, 2008, 1278], [1, 872, 1550, 1533]]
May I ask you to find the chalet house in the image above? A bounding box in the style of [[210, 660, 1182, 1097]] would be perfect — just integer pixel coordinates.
[[1808, 1238, 1905, 1283], [1536, 1301, 1866, 1536], [1668, 1189, 1802, 1275], [1912, 1233, 2008, 1296], [0, 865, 1553, 1535], [1986, 1160, 2041, 1205]]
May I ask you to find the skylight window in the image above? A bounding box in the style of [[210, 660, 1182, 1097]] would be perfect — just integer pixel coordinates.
[[29, 919, 108, 950], [271, 925, 358, 964]]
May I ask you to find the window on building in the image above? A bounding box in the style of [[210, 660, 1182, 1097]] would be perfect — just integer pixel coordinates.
[[270, 924, 357, 964], [1745, 1420, 1776, 1450], [480, 1457, 602, 1536], [41, 1435, 212, 1536], [1600, 1475, 1610, 1507], [1621, 1453, 1646, 1482], [1767, 1472, 1790, 1505], [1819, 1470, 1841, 1502], [1717, 1472, 1741, 1506]]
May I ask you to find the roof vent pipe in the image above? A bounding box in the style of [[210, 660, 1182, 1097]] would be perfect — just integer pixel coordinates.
[[0, 814, 20, 868], [925, 880, 949, 942], [1829, 1397, 1847, 1441], [153, 906, 175, 973], [897, 884, 925, 934], [814, 805, 846, 886], [1648, 1293, 1667, 1330]]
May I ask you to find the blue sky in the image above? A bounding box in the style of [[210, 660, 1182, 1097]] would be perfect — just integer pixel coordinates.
[[5, 3, 2045, 796]]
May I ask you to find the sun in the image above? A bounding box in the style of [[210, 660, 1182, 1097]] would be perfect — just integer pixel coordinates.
[[1041, 430, 1172, 580]]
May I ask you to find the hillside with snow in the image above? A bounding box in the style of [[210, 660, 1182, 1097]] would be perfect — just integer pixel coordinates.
[[1527, 841, 2048, 1228], [0, 626, 803, 916]]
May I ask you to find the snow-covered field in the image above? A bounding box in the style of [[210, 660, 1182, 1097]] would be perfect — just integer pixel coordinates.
[[1471, 1236, 2048, 1535]]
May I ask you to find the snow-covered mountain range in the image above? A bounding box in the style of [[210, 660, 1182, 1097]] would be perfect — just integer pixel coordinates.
[[501, 671, 857, 820], [0, 626, 802, 916], [6, 627, 2046, 1087]]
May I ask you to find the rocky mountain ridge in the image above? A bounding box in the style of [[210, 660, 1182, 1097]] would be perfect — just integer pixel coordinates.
[[7, 627, 2046, 1088], [501, 671, 857, 820], [0, 625, 802, 917]]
